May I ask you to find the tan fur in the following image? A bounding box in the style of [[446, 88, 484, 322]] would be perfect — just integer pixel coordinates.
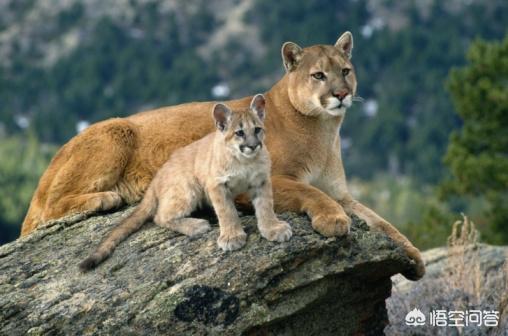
[[24, 32, 424, 280], [79, 95, 292, 270]]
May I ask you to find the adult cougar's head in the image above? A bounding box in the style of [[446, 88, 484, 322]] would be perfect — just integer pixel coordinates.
[[212, 94, 266, 159], [281, 31, 358, 118]]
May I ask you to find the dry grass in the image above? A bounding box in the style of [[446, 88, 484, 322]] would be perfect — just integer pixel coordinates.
[[386, 215, 508, 336], [446, 215, 481, 308]]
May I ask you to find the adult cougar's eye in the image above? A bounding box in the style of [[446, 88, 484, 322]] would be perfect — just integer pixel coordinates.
[[254, 127, 263, 134], [342, 68, 350, 76], [311, 72, 326, 80], [235, 130, 245, 137]]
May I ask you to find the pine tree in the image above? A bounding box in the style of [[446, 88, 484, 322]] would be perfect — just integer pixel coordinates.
[[444, 36, 508, 242]]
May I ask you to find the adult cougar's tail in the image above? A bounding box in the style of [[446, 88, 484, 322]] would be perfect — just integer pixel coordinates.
[[79, 189, 157, 271]]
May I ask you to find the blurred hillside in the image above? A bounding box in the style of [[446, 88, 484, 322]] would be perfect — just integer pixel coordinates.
[[0, 0, 506, 244]]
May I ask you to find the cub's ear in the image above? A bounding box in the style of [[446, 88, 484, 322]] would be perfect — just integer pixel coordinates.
[[335, 31, 353, 59], [212, 103, 232, 132], [281, 42, 303, 72], [250, 94, 266, 121]]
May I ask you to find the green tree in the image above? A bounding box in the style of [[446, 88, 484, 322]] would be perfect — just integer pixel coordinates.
[[443, 36, 508, 243]]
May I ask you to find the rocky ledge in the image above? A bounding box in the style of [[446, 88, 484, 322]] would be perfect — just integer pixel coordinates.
[[0, 208, 414, 335]]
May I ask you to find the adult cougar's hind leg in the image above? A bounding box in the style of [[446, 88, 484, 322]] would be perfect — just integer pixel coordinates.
[[35, 119, 139, 227], [21, 143, 75, 236], [43, 191, 124, 222]]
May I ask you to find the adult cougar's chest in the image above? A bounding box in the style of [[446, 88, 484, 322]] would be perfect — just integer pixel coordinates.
[[299, 124, 341, 186]]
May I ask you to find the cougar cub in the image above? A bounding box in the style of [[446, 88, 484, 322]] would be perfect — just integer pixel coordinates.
[[80, 94, 292, 270]]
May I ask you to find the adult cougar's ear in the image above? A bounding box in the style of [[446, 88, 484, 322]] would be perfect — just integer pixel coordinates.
[[335, 31, 353, 59], [212, 103, 232, 132], [281, 42, 303, 72], [250, 94, 266, 121]]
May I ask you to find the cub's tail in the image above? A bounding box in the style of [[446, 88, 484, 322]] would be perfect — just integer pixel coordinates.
[[79, 188, 157, 271]]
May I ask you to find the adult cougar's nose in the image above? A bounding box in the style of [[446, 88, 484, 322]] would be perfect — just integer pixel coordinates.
[[333, 89, 349, 101]]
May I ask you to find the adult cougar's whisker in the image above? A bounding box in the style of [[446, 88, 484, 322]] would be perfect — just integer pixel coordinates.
[[352, 96, 365, 103]]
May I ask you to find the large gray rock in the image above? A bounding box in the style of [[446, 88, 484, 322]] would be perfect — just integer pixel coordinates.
[[392, 244, 508, 294], [387, 244, 508, 336], [0, 208, 414, 335]]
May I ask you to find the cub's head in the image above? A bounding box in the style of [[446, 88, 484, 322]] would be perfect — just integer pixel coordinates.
[[212, 94, 266, 159], [282, 31, 357, 118]]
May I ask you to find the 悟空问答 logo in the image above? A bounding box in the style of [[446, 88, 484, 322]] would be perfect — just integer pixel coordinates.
[[405, 308, 426, 326]]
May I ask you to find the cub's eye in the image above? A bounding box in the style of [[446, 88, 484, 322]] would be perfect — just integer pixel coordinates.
[[235, 130, 245, 137], [254, 127, 263, 134], [311, 72, 326, 80], [342, 68, 351, 76]]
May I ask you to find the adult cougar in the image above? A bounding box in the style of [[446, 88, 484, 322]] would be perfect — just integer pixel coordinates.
[[22, 32, 425, 280]]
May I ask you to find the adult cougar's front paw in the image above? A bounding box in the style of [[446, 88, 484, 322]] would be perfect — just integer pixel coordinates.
[[312, 212, 351, 237], [259, 220, 292, 242], [217, 228, 247, 251], [401, 247, 426, 281]]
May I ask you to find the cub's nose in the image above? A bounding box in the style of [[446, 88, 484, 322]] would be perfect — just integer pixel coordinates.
[[241, 144, 260, 152], [333, 90, 349, 101]]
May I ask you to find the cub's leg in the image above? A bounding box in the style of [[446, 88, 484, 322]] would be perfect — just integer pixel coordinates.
[[271, 175, 350, 237], [343, 200, 425, 281], [163, 218, 212, 237], [208, 184, 247, 251], [250, 179, 292, 242], [154, 187, 211, 237]]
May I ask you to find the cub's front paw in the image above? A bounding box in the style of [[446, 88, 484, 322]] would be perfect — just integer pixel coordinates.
[[312, 212, 351, 237], [260, 220, 292, 242], [217, 229, 247, 251]]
